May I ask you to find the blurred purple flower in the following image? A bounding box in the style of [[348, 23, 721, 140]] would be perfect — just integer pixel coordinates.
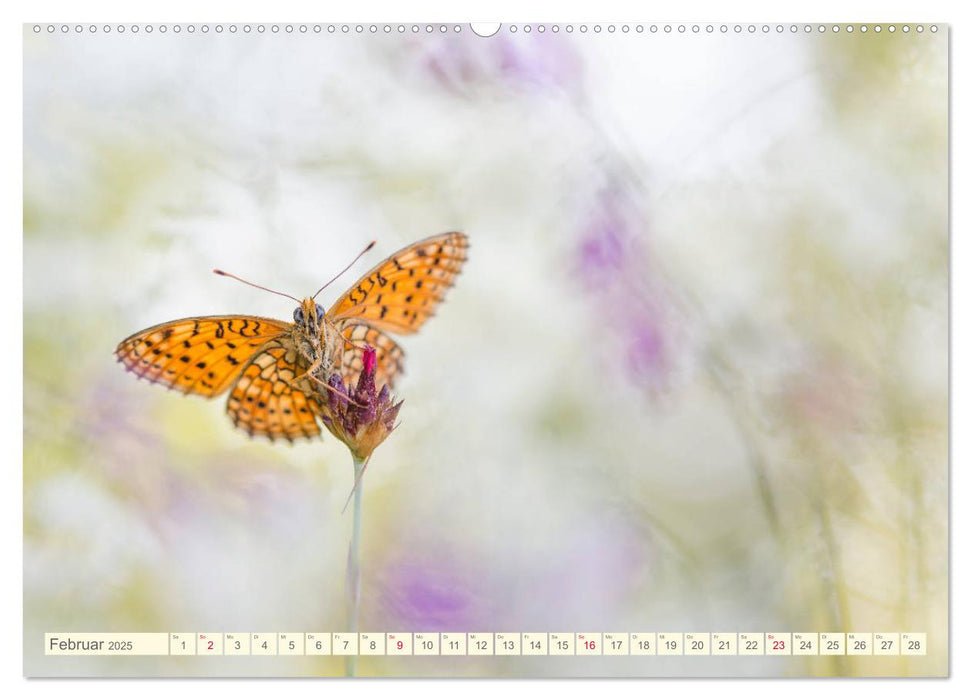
[[377, 556, 495, 632], [500, 513, 652, 630], [80, 373, 314, 544], [578, 190, 679, 394], [374, 516, 651, 632], [579, 215, 625, 276], [628, 321, 665, 378], [417, 33, 583, 95]]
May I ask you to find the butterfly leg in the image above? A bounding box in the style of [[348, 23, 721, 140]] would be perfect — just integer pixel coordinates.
[[286, 355, 323, 388], [306, 373, 367, 408]]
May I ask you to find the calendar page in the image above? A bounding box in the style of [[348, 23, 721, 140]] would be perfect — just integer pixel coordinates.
[[23, 21, 948, 678]]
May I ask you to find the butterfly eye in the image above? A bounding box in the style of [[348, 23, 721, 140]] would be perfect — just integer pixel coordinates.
[[315, 304, 325, 320], [293, 307, 304, 324]]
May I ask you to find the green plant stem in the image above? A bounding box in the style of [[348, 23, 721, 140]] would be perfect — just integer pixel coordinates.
[[345, 455, 365, 677]]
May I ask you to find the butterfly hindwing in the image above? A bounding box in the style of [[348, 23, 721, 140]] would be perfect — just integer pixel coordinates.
[[115, 316, 290, 396], [226, 338, 322, 442], [338, 321, 406, 390], [327, 232, 469, 335]]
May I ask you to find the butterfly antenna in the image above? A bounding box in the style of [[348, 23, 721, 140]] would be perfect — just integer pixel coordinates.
[[213, 269, 301, 303], [342, 336, 369, 353], [313, 240, 376, 300], [341, 455, 372, 515]]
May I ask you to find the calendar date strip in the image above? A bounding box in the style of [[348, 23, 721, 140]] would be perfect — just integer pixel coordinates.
[[45, 632, 927, 657]]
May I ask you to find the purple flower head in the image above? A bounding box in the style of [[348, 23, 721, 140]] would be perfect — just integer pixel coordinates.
[[320, 346, 403, 460], [363, 345, 378, 376]]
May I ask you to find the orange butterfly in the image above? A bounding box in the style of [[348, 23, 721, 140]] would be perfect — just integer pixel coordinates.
[[115, 232, 469, 442]]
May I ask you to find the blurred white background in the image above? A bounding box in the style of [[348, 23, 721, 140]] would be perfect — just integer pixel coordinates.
[[23, 23, 947, 676]]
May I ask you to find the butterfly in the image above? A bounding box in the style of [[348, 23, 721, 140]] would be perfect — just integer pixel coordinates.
[[115, 232, 469, 443]]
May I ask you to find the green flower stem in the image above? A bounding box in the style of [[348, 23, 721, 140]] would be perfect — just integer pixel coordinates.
[[345, 455, 365, 677]]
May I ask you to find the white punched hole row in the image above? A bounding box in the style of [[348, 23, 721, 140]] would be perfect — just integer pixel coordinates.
[[30, 23, 940, 36]]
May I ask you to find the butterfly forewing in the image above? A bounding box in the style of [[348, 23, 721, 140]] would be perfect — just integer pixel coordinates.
[[226, 338, 323, 442], [327, 232, 469, 335], [115, 316, 290, 396]]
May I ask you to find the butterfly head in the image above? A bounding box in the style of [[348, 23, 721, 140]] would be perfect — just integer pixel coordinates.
[[294, 298, 327, 331]]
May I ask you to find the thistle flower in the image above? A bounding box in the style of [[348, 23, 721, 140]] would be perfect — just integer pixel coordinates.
[[320, 346, 403, 461]]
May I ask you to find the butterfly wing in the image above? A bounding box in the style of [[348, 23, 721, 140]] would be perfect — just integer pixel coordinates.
[[327, 232, 469, 335], [337, 321, 406, 390], [115, 316, 290, 396], [226, 338, 323, 442]]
